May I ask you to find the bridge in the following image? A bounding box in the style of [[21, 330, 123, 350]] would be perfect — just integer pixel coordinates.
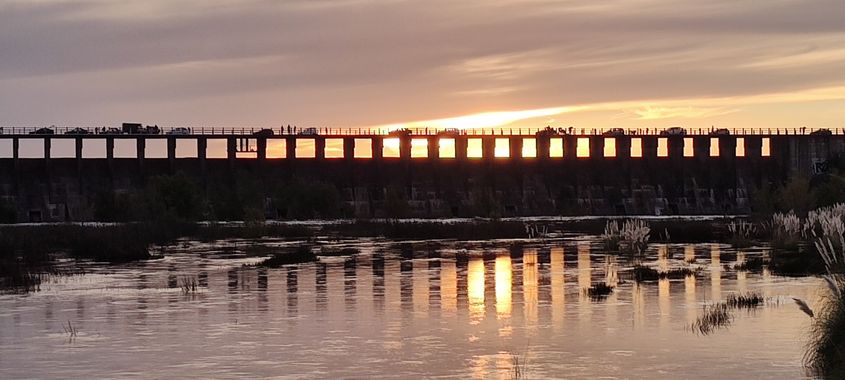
[[1, 126, 843, 221], [0, 125, 842, 162]]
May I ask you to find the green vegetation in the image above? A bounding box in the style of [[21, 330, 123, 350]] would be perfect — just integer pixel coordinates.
[[272, 179, 347, 219], [750, 155, 845, 218]]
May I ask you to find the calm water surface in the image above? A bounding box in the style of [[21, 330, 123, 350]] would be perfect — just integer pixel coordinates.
[[0, 236, 822, 379]]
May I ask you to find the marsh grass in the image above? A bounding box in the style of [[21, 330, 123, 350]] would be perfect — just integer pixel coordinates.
[[179, 275, 199, 294], [725, 292, 766, 309], [62, 320, 77, 337], [727, 220, 757, 248], [805, 289, 845, 378], [771, 211, 802, 250], [632, 265, 696, 282], [690, 303, 732, 335], [583, 282, 614, 300], [690, 292, 768, 335], [601, 220, 650, 254], [659, 267, 698, 279], [508, 352, 528, 380], [803, 203, 845, 376], [601, 220, 622, 250]]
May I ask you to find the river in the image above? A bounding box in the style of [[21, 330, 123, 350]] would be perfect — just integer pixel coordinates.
[[0, 235, 821, 379]]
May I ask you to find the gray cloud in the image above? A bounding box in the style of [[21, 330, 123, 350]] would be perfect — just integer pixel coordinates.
[[1, 0, 845, 126]]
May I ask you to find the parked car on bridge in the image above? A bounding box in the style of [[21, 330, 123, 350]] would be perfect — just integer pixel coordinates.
[[98, 127, 122, 134], [388, 128, 411, 136], [297, 127, 319, 136], [65, 127, 90, 135], [659, 127, 686, 136], [122, 123, 160, 135], [30, 127, 54, 135], [253, 128, 275, 137], [602, 128, 626, 136], [167, 127, 190, 135], [810, 128, 833, 136], [710, 128, 731, 136]]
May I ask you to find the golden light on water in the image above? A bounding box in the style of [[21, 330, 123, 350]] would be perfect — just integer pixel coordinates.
[[495, 254, 512, 318], [468, 257, 485, 322], [523, 249, 538, 330]]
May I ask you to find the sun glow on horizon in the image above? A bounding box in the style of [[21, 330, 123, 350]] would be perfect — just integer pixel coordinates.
[[377, 106, 577, 132]]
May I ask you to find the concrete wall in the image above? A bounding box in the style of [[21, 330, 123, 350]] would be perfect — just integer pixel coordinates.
[[0, 134, 842, 221]]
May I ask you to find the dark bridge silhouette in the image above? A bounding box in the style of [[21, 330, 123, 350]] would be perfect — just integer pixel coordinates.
[[1, 126, 843, 221]]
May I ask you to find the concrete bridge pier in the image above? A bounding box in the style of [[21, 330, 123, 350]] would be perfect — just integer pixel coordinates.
[[105, 138, 114, 179], [315, 137, 326, 160], [398, 136, 411, 161], [44, 137, 51, 161], [136, 138, 145, 173], [590, 136, 603, 159], [372, 137, 383, 160], [427, 136, 438, 160], [616, 136, 633, 213], [536, 135, 550, 160], [343, 138, 355, 160], [256, 138, 267, 160], [167, 137, 176, 170], [75, 137, 84, 183], [11, 137, 19, 193], [668, 136, 684, 160], [667, 136, 685, 207], [510, 137, 523, 160], [285, 137, 296, 160], [617, 136, 632, 160], [482, 137, 495, 161], [197, 137, 208, 184], [743, 136, 764, 191], [563, 136, 576, 160], [227, 137, 237, 162], [455, 136, 468, 161], [745, 136, 762, 158], [641, 136, 658, 158]]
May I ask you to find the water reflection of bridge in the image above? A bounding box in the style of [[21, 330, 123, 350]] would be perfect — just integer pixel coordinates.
[[213, 242, 774, 329]]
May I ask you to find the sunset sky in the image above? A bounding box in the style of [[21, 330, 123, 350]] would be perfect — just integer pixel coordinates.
[[2, 0, 845, 131]]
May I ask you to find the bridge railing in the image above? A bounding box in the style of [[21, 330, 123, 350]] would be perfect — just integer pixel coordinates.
[[0, 125, 843, 136]]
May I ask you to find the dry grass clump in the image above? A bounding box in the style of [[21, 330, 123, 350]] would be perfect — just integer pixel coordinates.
[[727, 220, 757, 248], [771, 211, 802, 249], [601, 219, 650, 254], [804, 203, 845, 377]]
